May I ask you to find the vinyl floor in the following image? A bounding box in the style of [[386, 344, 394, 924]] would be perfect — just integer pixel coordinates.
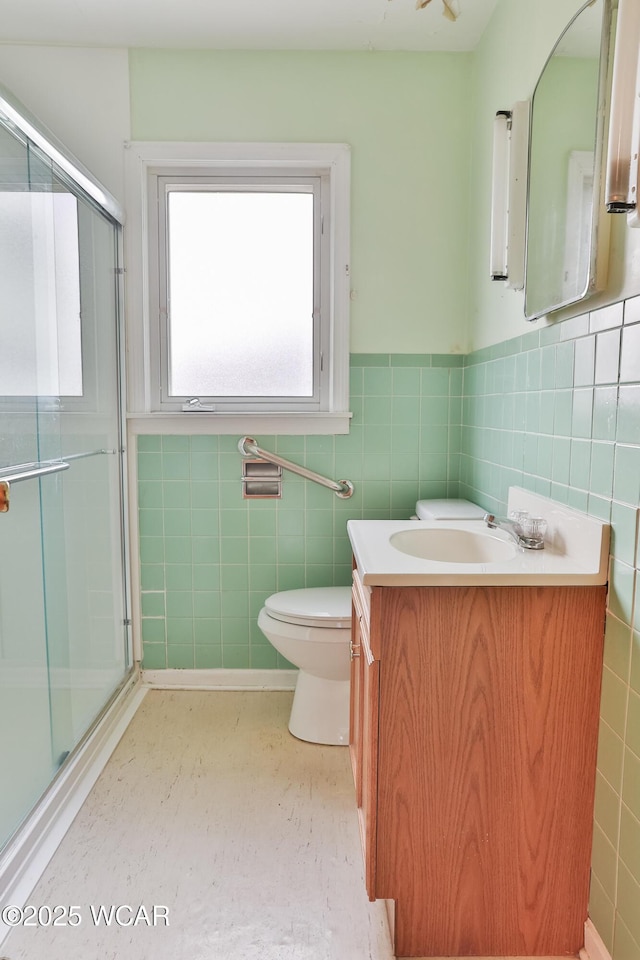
[[2, 689, 395, 960]]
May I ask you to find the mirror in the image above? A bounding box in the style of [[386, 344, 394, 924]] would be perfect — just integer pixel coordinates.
[[524, 0, 612, 321]]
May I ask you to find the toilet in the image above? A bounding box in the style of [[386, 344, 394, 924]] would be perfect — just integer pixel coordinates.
[[414, 498, 486, 521], [258, 499, 485, 747], [257, 586, 353, 746]]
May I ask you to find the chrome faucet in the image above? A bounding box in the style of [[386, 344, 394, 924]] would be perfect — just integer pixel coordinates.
[[484, 510, 547, 550]]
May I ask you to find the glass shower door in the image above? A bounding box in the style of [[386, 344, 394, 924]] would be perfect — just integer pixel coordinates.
[[0, 114, 130, 851], [0, 124, 65, 843], [39, 190, 129, 768]]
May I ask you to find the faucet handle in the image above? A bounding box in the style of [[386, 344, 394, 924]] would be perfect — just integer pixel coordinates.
[[526, 516, 547, 539], [515, 512, 547, 546], [508, 510, 546, 538]]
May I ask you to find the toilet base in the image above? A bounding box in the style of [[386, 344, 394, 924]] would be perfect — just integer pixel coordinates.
[[288, 671, 350, 746]]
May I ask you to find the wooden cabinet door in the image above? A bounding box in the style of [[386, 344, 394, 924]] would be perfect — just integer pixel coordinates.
[[349, 597, 363, 807], [359, 631, 379, 901], [375, 583, 606, 958], [351, 573, 380, 901]]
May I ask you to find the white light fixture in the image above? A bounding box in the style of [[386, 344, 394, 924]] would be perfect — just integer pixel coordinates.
[[489, 101, 529, 288], [490, 110, 510, 281], [605, 0, 640, 215]]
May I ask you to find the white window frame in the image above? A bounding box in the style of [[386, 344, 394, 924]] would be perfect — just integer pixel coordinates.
[[124, 141, 351, 435]]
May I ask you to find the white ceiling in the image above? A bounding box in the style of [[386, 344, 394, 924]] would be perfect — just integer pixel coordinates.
[[0, 0, 499, 51]]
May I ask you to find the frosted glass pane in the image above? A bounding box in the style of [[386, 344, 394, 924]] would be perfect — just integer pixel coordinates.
[[167, 191, 314, 397]]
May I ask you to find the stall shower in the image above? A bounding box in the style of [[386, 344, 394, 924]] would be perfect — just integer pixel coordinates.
[[0, 87, 132, 862]]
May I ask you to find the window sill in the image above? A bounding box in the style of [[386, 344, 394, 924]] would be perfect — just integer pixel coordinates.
[[126, 412, 352, 436]]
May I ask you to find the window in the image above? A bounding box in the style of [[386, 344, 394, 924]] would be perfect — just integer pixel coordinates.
[[125, 143, 351, 433], [158, 178, 318, 407]]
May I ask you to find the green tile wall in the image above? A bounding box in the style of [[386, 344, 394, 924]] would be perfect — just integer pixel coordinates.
[[459, 296, 640, 960], [137, 354, 462, 671]]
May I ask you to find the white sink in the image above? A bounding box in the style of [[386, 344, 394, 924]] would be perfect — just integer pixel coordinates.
[[347, 487, 610, 586], [390, 527, 517, 564]]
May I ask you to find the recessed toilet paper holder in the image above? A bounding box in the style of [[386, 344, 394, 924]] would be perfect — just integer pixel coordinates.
[[241, 458, 282, 499]]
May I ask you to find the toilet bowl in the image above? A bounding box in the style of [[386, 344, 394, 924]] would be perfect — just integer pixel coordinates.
[[257, 586, 352, 746], [257, 499, 485, 747]]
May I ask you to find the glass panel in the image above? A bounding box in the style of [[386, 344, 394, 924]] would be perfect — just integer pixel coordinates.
[[167, 190, 314, 397], [0, 127, 59, 844], [40, 198, 128, 763], [0, 117, 129, 850], [0, 475, 57, 841], [0, 166, 82, 397]]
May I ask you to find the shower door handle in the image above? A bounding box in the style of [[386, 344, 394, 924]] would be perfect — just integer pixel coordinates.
[[0, 451, 114, 513], [0, 461, 70, 483], [0, 460, 70, 513]]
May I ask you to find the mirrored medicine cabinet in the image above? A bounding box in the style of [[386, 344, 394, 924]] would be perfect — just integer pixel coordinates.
[[524, 0, 613, 321]]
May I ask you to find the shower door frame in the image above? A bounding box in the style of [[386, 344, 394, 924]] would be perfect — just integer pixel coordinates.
[[0, 81, 140, 935]]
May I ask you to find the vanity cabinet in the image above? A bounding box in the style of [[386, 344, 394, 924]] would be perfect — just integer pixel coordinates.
[[350, 566, 606, 959]]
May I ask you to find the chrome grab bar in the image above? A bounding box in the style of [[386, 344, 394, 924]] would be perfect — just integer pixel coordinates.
[[238, 436, 354, 499], [0, 448, 116, 484]]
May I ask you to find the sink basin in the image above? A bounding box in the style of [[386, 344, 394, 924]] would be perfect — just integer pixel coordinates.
[[347, 488, 610, 585], [389, 527, 517, 564]]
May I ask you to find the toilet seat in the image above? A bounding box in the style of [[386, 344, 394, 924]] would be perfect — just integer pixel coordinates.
[[264, 586, 351, 629]]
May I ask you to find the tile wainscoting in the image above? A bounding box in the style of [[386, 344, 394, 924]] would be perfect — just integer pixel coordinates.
[[137, 353, 463, 672]]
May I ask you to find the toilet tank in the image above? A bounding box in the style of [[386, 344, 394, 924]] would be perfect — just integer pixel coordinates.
[[415, 498, 486, 521]]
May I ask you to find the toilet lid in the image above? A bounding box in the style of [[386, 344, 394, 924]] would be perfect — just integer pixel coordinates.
[[264, 587, 352, 628]]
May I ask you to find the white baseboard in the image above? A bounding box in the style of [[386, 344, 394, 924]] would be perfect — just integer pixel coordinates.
[[0, 670, 146, 948], [581, 919, 612, 960], [141, 668, 298, 691]]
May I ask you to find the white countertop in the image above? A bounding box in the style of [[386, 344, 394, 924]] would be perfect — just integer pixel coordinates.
[[347, 488, 610, 587]]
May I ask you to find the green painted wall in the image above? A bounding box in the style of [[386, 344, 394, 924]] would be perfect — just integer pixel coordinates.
[[129, 49, 472, 355]]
